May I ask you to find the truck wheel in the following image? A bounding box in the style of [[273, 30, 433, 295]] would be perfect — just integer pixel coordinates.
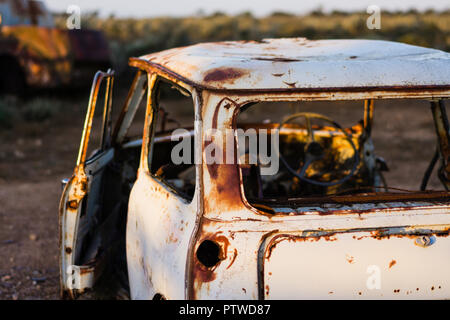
[[0, 58, 26, 96]]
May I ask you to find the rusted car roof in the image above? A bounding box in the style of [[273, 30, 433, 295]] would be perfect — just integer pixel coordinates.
[[136, 38, 450, 91]]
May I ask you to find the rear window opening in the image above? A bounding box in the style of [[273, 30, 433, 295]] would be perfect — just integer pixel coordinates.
[[236, 99, 449, 208]]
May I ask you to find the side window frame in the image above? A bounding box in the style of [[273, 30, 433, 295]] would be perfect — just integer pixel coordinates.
[[77, 69, 115, 166], [113, 69, 149, 145], [140, 72, 200, 203], [140, 72, 158, 173], [430, 99, 450, 190]]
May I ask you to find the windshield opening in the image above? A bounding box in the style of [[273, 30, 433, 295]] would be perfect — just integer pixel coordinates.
[[236, 98, 449, 206]]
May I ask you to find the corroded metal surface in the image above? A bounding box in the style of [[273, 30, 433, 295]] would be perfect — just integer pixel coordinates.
[[62, 38, 450, 300], [0, 25, 72, 87], [126, 81, 450, 300], [0, 0, 111, 89], [138, 38, 450, 92]]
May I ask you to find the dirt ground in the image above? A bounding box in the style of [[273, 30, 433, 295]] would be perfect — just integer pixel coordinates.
[[0, 90, 447, 299]]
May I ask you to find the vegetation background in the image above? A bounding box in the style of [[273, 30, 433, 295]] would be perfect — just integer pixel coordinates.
[[54, 9, 450, 72], [2, 9, 449, 127]]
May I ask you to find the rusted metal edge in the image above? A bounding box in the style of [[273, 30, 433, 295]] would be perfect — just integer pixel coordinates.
[[129, 58, 194, 93], [112, 70, 143, 143], [76, 70, 114, 167], [257, 230, 279, 300], [264, 226, 450, 260], [250, 191, 450, 207], [59, 175, 74, 299], [129, 57, 450, 97], [185, 89, 205, 300]]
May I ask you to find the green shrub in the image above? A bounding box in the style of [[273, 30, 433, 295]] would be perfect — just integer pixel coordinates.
[[0, 97, 19, 129], [21, 99, 60, 122]]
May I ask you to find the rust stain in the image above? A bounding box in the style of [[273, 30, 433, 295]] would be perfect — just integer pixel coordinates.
[[79, 266, 94, 275], [194, 264, 217, 283], [251, 203, 275, 215], [370, 228, 450, 241], [66, 200, 79, 210], [167, 232, 178, 244], [203, 68, 247, 83], [191, 232, 231, 299], [203, 233, 230, 261], [226, 248, 238, 270], [211, 97, 236, 129], [206, 155, 219, 180], [283, 81, 297, 88], [346, 254, 355, 264], [389, 259, 397, 269], [205, 162, 243, 213], [266, 233, 338, 260], [254, 57, 302, 62], [323, 235, 338, 242]]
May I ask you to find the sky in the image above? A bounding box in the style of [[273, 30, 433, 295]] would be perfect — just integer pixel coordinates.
[[45, 0, 450, 18]]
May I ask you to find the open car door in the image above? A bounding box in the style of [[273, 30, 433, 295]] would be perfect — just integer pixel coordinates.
[[59, 70, 117, 299]]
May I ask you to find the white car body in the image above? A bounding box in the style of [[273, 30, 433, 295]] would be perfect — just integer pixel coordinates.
[[60, 38, 450, 300]]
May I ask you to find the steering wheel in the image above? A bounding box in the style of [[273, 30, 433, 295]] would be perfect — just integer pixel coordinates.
[[277, 112, 360, 187]]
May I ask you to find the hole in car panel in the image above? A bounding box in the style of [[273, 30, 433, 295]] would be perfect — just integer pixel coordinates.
[[196, 240, 221, 268], [153, 293, 166, 300]]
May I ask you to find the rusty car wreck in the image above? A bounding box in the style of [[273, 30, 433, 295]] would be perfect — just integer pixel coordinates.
[[0, 0, 111, 94], [59, 38, 450, 299]]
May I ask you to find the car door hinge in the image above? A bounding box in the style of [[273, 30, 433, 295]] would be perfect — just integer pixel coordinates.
[[66, 265, 95, 290]]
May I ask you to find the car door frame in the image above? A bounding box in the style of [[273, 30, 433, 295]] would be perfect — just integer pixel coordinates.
[[59, 70, 115, 299], [125, 71, 203, 299]]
